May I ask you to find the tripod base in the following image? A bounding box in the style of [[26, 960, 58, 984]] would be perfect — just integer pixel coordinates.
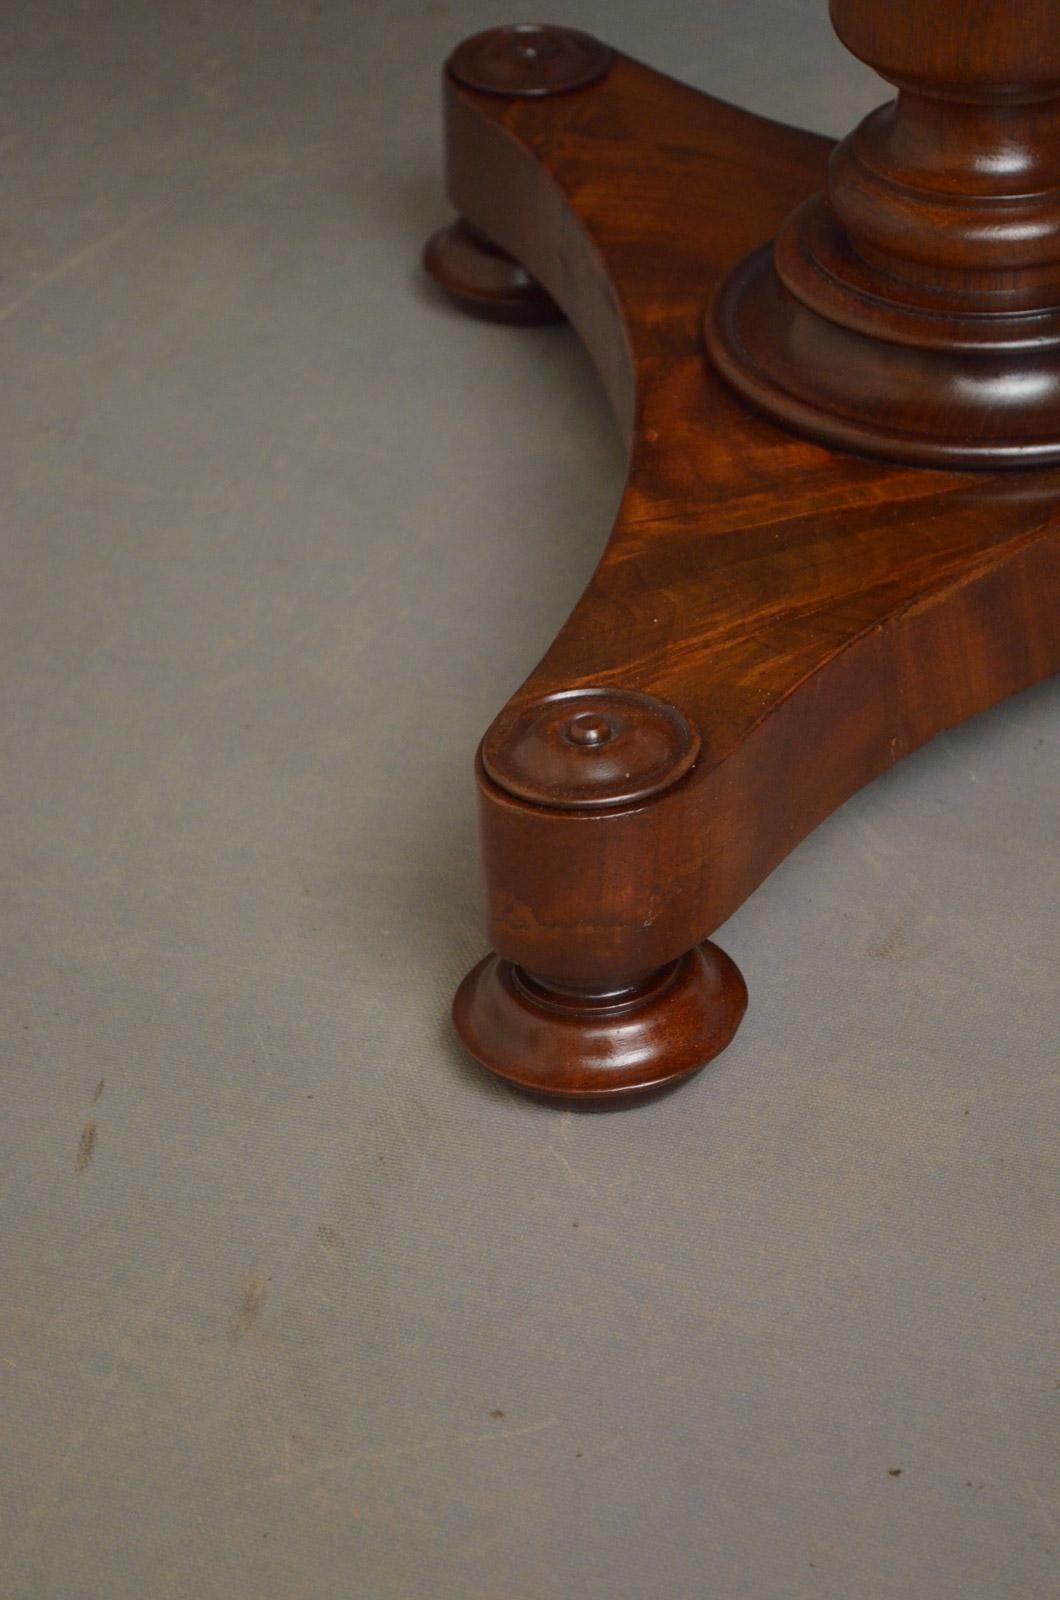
[[426, 28, 1060, 1102]]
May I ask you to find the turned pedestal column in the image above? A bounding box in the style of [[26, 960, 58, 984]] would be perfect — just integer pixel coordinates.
[[708, 0, 1060, 465]]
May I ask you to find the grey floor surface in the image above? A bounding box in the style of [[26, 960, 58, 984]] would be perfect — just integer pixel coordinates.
[[1, 4, 1057, 1597]]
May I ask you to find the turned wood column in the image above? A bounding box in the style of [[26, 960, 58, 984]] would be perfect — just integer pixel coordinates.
[[707, 0, 1060, 466], [425, 16, 1060, 1102]]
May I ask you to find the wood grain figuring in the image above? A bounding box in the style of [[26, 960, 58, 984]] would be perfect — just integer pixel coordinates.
[[425, 21, 1060, 1100]]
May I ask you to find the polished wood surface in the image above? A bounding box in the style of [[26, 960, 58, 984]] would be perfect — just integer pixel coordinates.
[[424, 22, 1060, 1100], [423, 219, 563, 325], [707, 0, 1060, 465], [453, 943, 747, 1104]]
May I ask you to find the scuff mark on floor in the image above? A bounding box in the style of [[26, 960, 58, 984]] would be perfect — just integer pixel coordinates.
[[232, 1273, 268, 1338], [75, 1120, 97, 1174]]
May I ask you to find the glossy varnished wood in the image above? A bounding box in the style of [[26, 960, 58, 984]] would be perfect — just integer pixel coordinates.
[[426, 23, 1060, 1100], [707, 0, 1060, 465], [422, 219, 563, 325], [453, 943, 747, 1103]]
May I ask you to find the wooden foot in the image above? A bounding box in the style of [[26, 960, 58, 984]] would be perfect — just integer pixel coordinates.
[[426, 21, 1060, 1104], [423, 219, 563, 325], [453, 945, 747, 1103]]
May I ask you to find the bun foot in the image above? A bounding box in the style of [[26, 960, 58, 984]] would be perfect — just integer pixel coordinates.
[[452, 944, 747, 1103], [423, 219, 564, 326]]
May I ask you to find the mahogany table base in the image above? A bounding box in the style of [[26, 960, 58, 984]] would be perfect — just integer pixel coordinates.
[[424, 27, 1060, 1102]]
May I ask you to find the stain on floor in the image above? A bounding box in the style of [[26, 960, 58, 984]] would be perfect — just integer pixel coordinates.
[[75, 1120, 97, 1174], [232, 1272, 268, 1338]]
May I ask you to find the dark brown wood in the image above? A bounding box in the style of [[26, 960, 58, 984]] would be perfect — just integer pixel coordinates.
[[482, 688, 700, 810], [423, 219, 562, 325], [447, 24, 613, 99], [453, 943, 747, 1103], [423, 22, 1060, 1101], [707, 0, 1060, 466]]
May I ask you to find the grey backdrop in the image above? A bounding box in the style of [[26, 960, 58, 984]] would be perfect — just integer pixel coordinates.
[[1, 4, 1057, 1597]]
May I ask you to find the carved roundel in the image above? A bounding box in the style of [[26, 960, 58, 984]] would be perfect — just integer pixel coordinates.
[[447, 26, 614, 99], [482, 688, 700, 811]]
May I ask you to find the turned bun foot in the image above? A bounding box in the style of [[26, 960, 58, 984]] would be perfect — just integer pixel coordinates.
[[423, 219, 563, 326], [452, 945, 748, 1103]]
